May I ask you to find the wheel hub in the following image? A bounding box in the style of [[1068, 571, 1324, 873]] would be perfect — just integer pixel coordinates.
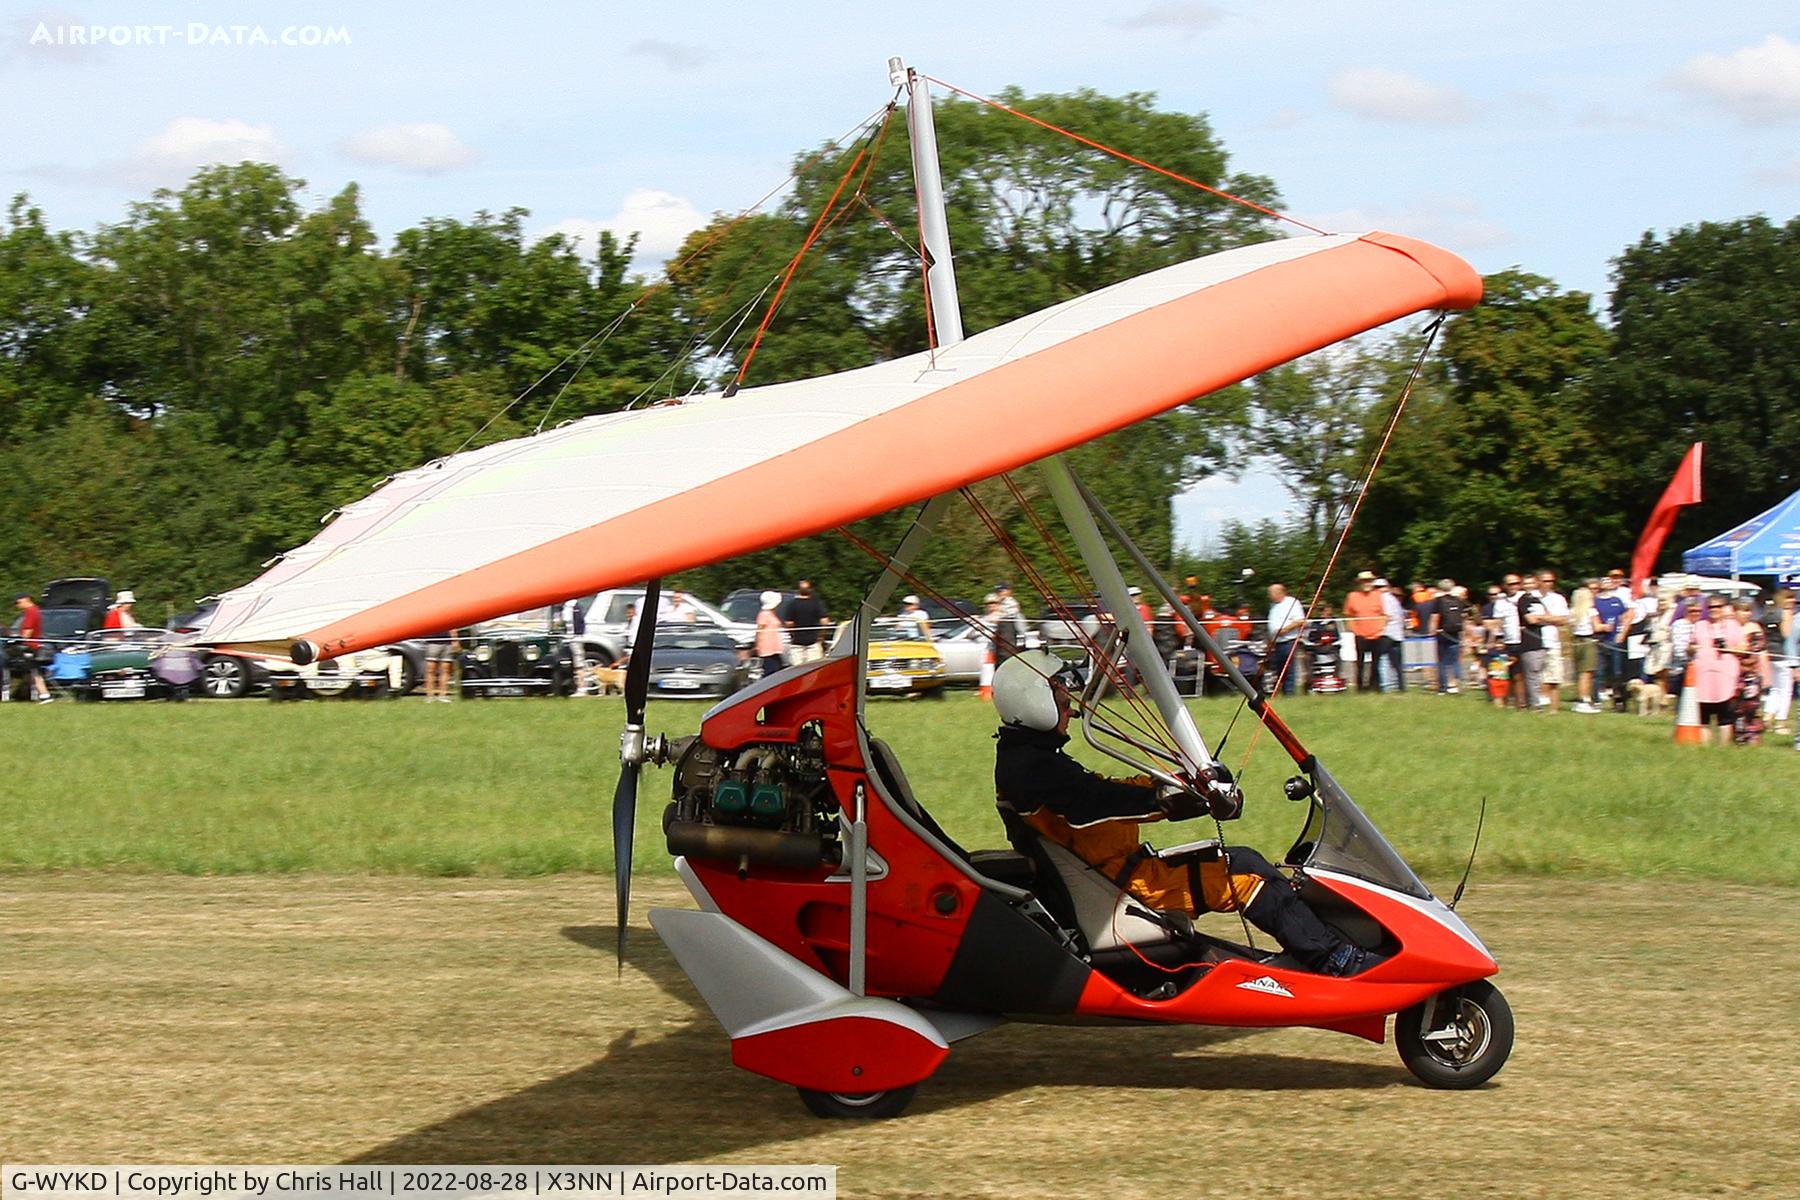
[[1420, 997, 1492, 1067]]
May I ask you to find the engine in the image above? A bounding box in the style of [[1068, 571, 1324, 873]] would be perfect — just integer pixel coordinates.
[[663, 722, 842, 874]]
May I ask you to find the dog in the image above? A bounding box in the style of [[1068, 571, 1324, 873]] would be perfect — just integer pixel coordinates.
[[1627, 677, 1671, 717], [590, 665, 627, 696]]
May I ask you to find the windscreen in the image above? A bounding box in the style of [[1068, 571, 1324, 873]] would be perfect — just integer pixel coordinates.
[[1290, 761, 1433, 900]]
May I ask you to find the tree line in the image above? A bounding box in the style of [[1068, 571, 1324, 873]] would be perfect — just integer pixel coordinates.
[[0, 88, 1793, 623]]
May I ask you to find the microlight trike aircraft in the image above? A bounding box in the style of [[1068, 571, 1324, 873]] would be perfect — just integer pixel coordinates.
[[195, 60, 1512, 1117]]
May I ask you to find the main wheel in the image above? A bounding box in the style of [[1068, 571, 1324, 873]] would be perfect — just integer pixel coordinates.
[[1396, 980, 1513, 1089], [796, 1084, 917, 1119]]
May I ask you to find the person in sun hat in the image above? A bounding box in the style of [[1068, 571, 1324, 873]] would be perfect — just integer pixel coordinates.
[[895, 594, 933, 642], [1342, 570, 1385, 691], [992, 581, 1025, 658], [754, 590, 786, 679], [102, 589, 141, 631]]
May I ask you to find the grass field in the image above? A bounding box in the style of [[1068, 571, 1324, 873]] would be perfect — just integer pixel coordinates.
[[2, 691, 1796, 884], [4, 873, 1797, 1197]]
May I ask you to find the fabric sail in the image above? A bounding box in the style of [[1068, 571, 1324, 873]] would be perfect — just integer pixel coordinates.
[[1630, 442, 1703, 589], [193, 231, 1482, 663]]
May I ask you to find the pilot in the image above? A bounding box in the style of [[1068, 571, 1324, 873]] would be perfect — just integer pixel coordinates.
[[992, 650, 1377, 976]]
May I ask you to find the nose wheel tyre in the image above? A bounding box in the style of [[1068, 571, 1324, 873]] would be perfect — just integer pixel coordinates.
[[797, 1084, 917, 1119], [1396, 980, 1513, 1089]]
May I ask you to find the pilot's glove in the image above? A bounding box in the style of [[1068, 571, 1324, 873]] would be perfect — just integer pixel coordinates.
[[1155, 783, 1209, 822], [1201, 764, 1244, 821]]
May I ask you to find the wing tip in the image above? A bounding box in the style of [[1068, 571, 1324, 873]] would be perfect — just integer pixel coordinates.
[[1358, 231, 1485, 310]]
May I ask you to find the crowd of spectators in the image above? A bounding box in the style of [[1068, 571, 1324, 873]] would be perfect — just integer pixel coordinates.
[[1178, 569, 1797, 751]]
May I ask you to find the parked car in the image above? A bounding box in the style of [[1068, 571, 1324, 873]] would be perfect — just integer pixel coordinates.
[[719, 588, 796, 625], [460, 609, 575, 698], [640, 623, 752, 699], [1037, 603, 1106, 654], [832, 617, 948, 696], [6, 578, 111, 699], [167, 599, 272, 699], [584, 588, 754, 663], [47, 626, 202, 701], [267, 645, 408, 700], [920, 595, 977, 629], [931, 622, 994, 687]]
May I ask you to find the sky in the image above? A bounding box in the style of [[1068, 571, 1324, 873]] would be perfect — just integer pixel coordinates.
[[3, 2, 1796, 550]]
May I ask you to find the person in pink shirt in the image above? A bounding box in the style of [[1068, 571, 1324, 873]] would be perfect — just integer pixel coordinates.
[[1689, 597, 1747, 747], [754, 590, 786, 679]]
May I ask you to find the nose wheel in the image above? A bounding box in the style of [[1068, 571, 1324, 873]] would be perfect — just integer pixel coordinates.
[[1396, 980, 1513, 1089], [797, 1084, 918, 1119]]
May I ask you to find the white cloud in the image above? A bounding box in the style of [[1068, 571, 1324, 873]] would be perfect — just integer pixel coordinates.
[[1296, 198, 1511, 254], [627, 38, 704, 71], [28, 116, 290, 188], [1668, 34, 1800, 125], [342, 122, 478, 173], [539, 189, 710, 269], [1327, 67, 1474, 124], [124, 116, 288, 185], [1112, 3, 1225, 36]]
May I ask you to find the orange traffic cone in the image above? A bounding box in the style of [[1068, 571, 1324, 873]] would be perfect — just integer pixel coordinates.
[[978, 650, 995, 701], [1672, 661, 1703, 745]]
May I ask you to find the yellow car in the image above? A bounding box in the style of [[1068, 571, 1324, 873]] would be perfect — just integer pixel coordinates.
[[832, 617, 948, 696]]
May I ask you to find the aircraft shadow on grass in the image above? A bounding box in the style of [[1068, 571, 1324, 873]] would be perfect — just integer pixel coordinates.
[[352, 922, 1408, 1164]]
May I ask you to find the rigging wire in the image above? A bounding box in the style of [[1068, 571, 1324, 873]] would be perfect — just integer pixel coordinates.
[[991, 474, 1186, 758], [730, 104, 898, 392], [447, 100, 898, 453], [1220, 313, 1448, 778], [958, 486, 1185, 759], [922, 74, 1327, 237], [620, 275, 781, 410]]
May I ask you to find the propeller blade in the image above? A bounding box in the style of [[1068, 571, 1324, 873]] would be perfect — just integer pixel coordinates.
[[612, 759, 640, 968], [614, 577, 659, 970], [623, 577, 660, 726]]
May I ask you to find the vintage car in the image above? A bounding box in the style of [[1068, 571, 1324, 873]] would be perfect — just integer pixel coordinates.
[[641, 623, 752, 699], [266, 646, 410, 700], [831, 617, 948, 696], [460, 610, 576, 698], [46, 626, 202, 701]]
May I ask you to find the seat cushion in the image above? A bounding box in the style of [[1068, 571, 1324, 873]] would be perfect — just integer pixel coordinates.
[[967, 849, 1036, 889]]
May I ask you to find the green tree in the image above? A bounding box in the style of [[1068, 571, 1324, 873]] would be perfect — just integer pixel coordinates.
[[1596, 214, 1800, 560], [1349, 272, 1615, 584], [0, 196, 103, 431], [87, 164, 403, 444], [1243, 346, 1389, 541]]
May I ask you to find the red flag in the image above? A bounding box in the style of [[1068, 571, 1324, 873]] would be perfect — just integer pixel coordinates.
[[1631, 442, 1703, 589]]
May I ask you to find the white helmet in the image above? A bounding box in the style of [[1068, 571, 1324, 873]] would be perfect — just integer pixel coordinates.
[[993, 650, 1081, 731]]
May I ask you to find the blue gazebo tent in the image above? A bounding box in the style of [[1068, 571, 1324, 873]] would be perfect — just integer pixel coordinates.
[[1682, 487, 1800, 578]]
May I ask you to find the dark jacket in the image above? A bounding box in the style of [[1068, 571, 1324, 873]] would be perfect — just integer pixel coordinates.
[[995, 725, 1160, 826]]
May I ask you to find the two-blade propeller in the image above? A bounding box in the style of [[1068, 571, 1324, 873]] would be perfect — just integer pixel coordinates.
[[613, 577, 660, 970]]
